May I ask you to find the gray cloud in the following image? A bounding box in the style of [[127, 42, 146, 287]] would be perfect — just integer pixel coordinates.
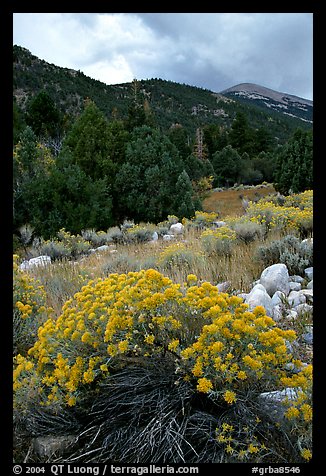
[[13, 13, 313, 100]]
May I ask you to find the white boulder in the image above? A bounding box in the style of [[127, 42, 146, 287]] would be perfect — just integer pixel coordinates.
[[304, 267, 313, 280], [245, 283, 273, 317], [288, 291, 306, 307], [260, 263, 290, 297], [20, 255, 51, 270], [169, 223, 184, 235], [163, 234, 176, 241]]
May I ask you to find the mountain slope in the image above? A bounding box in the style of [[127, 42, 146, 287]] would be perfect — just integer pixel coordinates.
[[13, 45, 312, 140], [220, 83, 312, 124]]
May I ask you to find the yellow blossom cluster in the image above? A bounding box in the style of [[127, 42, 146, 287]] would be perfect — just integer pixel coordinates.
[[201, 226, 236, 241], [13, 255, 50, 320], [215, 420, 268, 461], [14, 269, 312, 421], [245, 191, 313, 235], [180, 290, 312, 413], [13, 255, 54, 357]]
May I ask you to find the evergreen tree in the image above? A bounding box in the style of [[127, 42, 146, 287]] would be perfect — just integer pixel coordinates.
[[114, 126, 184, 222], [274, 129, 313, 194], [184, 153, 214, 183], [168, 124, 192, 161], [125, 79, 147, 131], [229, 112, 255, 155], [252, 151, 276, 183], [211, 145, 241, 187], [19, 152, 113, 238], [62, 100, 114, 182], [25, 90, 62, 138], [13, 129, 55, 231], [215, 127, 229, 152], [106, 119, 130, 167], [202, 124, 220, 160], [173, 170, 196, 219], [253, 126, 274, 154]]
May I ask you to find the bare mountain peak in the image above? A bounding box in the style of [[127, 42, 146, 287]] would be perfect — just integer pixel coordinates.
[[220, 83, 312, 106], [220, 82, 312, 123]]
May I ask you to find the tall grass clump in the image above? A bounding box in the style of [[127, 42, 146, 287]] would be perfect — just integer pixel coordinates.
[[14, 269, 312, 463], [29, 259, 91, 316]]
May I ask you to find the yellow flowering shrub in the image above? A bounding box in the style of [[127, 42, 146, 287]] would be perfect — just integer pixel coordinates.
[[14, 269, 311, 421], [283, 190, 313, 210], [245, 190, 313, 237], [193, 211, 219, 227], [180, 299, 311, 398], [200, 226, 236, 255], [182, 211, 219, 229], [13, 255, 53, 356], [158, 243, 203, 270], [14, 269, 185, 407], [13, 268, 312, 461]]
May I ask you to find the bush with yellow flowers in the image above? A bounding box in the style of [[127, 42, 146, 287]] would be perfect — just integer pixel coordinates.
[[283, 189, 313, 210], [158, 242, 203, 271], [182, 210, 219, 230], [245, 190, 313, 238], [200, 226, 236, 256], [13, 269, 312, 463], [13, 255, 54, 356]]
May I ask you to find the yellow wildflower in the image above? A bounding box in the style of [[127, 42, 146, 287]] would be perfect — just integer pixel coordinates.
[[197, 378, 213, 393], [301, 448, 312, 461], [223, 390, 237, 404]]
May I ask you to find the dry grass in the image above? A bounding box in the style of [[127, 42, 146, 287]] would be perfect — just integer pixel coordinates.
[[50, 228, 282, 298], [202, 184, 276, 218], [24, 184, 279, 316]]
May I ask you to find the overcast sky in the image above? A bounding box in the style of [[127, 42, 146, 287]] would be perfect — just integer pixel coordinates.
[[13, 13, 313, 100]]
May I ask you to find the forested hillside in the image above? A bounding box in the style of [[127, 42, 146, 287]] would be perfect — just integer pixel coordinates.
[[13, 45, 313, 241]]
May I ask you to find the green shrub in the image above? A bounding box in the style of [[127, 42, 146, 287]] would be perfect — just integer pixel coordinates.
[[232, 221, 264, 244], [105, 226, 124, 244], [255, 235, 313, 275]]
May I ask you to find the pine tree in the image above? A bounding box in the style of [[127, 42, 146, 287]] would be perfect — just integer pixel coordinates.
[[62, 100, 114, 181], [25, 90, 61, 138], [114, 126, 184, 222], [229, 112, 255, 155], [274, 129, 312, 194], [173, 170, 196, 219], [211, 145, 241, 187]]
